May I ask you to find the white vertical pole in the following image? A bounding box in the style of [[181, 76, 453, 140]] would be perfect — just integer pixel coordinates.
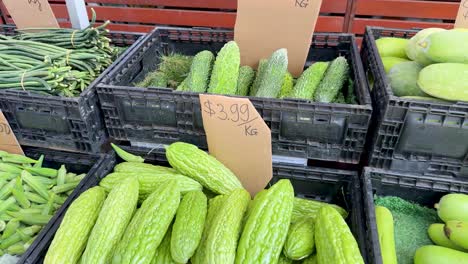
[[65, 0, 90, 29]]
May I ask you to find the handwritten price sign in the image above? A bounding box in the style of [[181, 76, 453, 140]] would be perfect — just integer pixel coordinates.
[[199, 94, 272, 196], [3, 0, 58, 29], [455, 0, 468, 28], [0, 111, 23, 155], [202, 99, 259, 136]]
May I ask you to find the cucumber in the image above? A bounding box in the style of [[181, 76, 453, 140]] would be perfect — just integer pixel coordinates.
[[208, 41, 240, 95], [428, 223, 465, 251], [406, 28, 445, 66], [236, 65, 255, 96], [290, 62, 329, 100], [255, 48, 288, 98], [388, 61, 426, 97], [420, 30, 468, 64], [436, 194, 468, 222], [414, 245, 468, 264], [444, 221, 468, 250], [186, 50, 215, 93], [375, 37, 409, 59], [375, 206, 397, 264], [314, 57, 349, 103], [381, 57, 408, 73], [249, 59, 268, 96], [417, 63, 468, 101]]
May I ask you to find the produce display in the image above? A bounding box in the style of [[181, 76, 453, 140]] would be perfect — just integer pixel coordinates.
[[134, 41, 358, 104], [374, 194, 468, 264], [43, 143, 363, 264], [0, 11, 119, 97], [376, 28, 468, 102], [0, 151, 84, 257]]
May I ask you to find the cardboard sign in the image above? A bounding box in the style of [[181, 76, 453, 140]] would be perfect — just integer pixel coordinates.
[[0, 111, 23, 155], [3, 0, 59, 29], [199, 94, 272, 196], [234, 0, 323, 76], [455, 0, 468, 28]]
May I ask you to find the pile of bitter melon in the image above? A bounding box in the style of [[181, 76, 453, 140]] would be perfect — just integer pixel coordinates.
[[0, 151, 84, 256], [44, 142, 364, 264], [139, 41, 357, 104]]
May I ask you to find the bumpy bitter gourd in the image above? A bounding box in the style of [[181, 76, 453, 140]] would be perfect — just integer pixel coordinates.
[[166, 142, 243, 194], [235, 180, 294, 264], [171, 191, 208, 263]]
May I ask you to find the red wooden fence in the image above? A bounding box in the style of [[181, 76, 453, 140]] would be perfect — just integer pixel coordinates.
[[0, 0, 462, 38], [0, 0, 349, 33]]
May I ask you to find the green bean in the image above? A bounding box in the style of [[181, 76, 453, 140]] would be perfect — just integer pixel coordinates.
[[12, 176, 30, 209], [21, 170, 49, 199], [1, 219, 20, 240]]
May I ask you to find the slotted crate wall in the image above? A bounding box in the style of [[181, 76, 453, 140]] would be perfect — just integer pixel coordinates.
[[0, 0, 350, 33]]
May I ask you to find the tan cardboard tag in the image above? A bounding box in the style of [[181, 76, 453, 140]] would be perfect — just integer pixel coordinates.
[[455, 0, 468, 28], [0, 111, 24, 155], [3, 0, 59, 29], [200, 94, 272, 196], [234, 0, 323, 76]]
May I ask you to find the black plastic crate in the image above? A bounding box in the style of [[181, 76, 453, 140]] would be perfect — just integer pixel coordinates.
[[361, 26, 468, 178], [362, 167, 468, 264], [0, 25, 144, 153], [97, 26, 372, 164], [20, 146, 368, 264], [7, 146, 111, 262]]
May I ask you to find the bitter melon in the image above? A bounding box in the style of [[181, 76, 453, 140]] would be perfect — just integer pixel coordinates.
[[314, 57, 349, 103], [208, 41, 240, 95], [283, 218, 315, 260], [255, 48, 288, 98], [315, 206, 364, 264], [113, 162, 176, 174], [81, 177, 139, 264], [278, 72, 294, 98], [278, 254, 293, 264], [249, 59, 268, 96], [302, 254, 317, 264], [235, 180, 294, 264], [290, 62, 329, 99], [166, 142, 243, 194], [236, 65, 255, 96], [115, 180, 180, 264], [171, 191, 208, 263], [152, 227, 177, 264], [205, 188, 250, 263], [44, 187, 106, 264], [186, 50, 215, 93], [292, 197, 347, 223], [191, 195, 227, 264], [99, 172, 202, 202]]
